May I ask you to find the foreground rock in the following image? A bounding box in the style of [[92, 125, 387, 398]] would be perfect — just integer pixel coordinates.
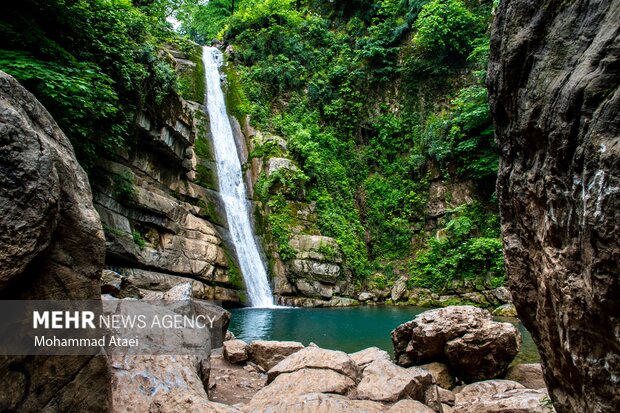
[[248, 340, 304, 371], [0, 71, 112, 412], [110, 355, 237, 413], [454, 380, 551, 413], [223, 339, 249, 364], [420, 362, 455, 390], [505, 364, 546, 390], [246, 392, 385, 413], [349, 347, 390, 370], [267, 345, 360, 383], [392, 306, 520, 382], [357, 359, 434, 403], [246, 368, 356, 411], [108, 283, 233, 412], [488, 1, 620, 411]]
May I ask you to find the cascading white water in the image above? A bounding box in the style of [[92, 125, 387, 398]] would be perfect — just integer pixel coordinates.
[[202, 46, 275, 308]]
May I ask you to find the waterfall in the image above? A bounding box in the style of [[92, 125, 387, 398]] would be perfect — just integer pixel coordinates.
[[202, 46, 275, 308]]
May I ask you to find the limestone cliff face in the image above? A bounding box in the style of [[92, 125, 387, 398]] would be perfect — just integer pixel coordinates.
[[93, 46, 244, 304], [488, 1, 620, 412], [0, 71, 111, 412], [239, 124, 357, 307]]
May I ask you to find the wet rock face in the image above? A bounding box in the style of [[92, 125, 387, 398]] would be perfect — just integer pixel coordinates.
[[488, 1, 620, 411], [0, 71, 111, 411]]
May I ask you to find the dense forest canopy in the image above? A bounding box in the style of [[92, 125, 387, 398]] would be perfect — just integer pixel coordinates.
[[0, 0, 504, 294]]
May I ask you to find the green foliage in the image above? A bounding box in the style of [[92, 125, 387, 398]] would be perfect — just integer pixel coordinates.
[[264, 194, 297, 261], [103, 224, 126, 238], [132, 230, 146, 250], [0, 0, 178, 169], [179, 0, 499, 283], [409, 203, 505, 291], [112, 172, 138, 204], [413, 0, 485, 63], [176, 42, 206, 102], [0, 50, 123, 167]]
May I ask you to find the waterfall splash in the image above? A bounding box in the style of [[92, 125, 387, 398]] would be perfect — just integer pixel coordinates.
[[202, 46, 275, 308]]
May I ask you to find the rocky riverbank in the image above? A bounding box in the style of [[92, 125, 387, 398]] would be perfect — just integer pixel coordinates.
[[212, 305, 551, 413]]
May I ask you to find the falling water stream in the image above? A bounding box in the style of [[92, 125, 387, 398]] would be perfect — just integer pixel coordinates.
[[202, 46, 274, 307]]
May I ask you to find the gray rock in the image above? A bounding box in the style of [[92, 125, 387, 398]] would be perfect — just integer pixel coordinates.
[[249, 340, 305, 372], [247, 368, 356, 411], [492, 304, 517, 317], [0, 70, 112, 412], [349, 347, 390, 370], [454, 380, 550, 413], [387, 399, 436, 413], [420, 362, 455, 390], [223, 339, 248, 364], [245, 392, 385, 413], [391, 277, 409, 302], [392, 306, 492, 366], [392, 306, 520, 382], [267, 346, 359, 384], [488, 1, 620, 411], [505, 364, 546, 390], [445, 322, 521, 383], [356, 359, 433, 402]]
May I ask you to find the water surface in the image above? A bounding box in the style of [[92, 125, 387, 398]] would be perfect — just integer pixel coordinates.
[[229, 305, 539, 363]]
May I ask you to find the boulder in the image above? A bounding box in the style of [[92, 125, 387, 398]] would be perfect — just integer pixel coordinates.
[[454, 380, 524, 402], [420, 362, 455, 390], [249, 340, 304, 372], [101, 269, 142, 299], [492, 304, 517, 317], [438, 387, 455, 406], [223, 339, 248, 364], [110, 355, 238, 413], [390, 277, 409, 302], [0, 70, 112, 412], [454, 380, 551, 413], [488, 0, 620, 411], [392, 306, 520, 382], [356, 359, 433, 402], [267, 346, 360, 384], [247, 368, 356, 410], [505, 364, 546, 390], [387, 399, 435, 413], [444, 322, 521, 383], [349, 347, 390, 370], [244, 392, 385, 413], [392, 306, 492, 366]]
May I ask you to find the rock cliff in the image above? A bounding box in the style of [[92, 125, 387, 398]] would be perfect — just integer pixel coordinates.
[[92, 45, 244, 305], [0, 70, 112, 412], [488, 1, 620, 411]]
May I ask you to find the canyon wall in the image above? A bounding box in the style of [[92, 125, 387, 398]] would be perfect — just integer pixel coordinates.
[[488, 1, 620, 411], [0, 70, 112, 412], [92, 45, 245, 305]]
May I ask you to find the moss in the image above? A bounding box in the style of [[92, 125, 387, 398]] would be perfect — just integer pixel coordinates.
[[132, 230, 146, 250], [195, 163, 217, 190], [103, 224, 125, 238], [222, 60, 249, 124], [177, 44, 205, 103], [112, 172, 137, 204]]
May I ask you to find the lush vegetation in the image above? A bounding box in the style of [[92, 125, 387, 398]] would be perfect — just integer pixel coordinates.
[[180, 0, 504, 290], [0, 0, 505, 295], [0, 0, 181, 169]]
